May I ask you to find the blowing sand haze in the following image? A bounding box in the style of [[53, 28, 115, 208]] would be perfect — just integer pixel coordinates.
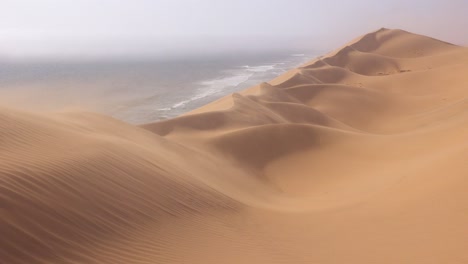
[[1, 28, 468, 263]]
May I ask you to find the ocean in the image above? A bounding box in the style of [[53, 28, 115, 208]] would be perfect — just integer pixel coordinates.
[[0, 52, 315, 124]]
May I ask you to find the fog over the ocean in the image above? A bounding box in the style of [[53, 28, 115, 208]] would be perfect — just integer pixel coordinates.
[[1, 0, 467, 59]]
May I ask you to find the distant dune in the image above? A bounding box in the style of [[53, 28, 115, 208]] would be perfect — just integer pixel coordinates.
[[2, 28, 468, 263]]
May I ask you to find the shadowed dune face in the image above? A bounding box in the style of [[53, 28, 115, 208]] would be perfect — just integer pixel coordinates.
[[2, 28, 468, 263], [0, 109, 241, 263]]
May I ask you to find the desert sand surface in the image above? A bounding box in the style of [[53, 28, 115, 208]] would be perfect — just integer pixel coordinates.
[[1, 28, 468, 263]]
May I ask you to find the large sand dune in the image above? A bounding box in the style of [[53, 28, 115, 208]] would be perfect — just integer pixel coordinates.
[[1, 28, 468, 263]]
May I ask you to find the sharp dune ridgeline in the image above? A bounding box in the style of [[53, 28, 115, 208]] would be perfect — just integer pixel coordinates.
[[1, 28, 468, 263]]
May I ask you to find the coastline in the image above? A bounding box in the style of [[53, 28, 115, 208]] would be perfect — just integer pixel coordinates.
[[2, 28, 468, 264]]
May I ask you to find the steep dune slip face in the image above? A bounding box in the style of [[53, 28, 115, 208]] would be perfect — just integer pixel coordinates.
[[2, 28, 468, 263]]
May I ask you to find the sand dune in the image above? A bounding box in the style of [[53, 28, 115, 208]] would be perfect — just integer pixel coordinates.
[[2, 28, 468, 263]]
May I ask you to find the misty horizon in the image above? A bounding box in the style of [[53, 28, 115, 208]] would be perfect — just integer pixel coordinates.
[[1, 0, 467, 60]]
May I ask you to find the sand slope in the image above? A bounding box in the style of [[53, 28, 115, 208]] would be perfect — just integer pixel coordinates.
[[2, 28, 468, 263]]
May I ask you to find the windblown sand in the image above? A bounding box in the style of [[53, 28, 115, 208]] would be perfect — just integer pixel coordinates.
[[1, 28, 468, 264]]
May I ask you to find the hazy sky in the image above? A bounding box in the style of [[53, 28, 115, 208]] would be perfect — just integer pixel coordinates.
[[1, 0, 467, 59]]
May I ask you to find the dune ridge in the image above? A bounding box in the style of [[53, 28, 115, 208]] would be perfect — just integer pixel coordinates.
[[1, 28, 468, 263]]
